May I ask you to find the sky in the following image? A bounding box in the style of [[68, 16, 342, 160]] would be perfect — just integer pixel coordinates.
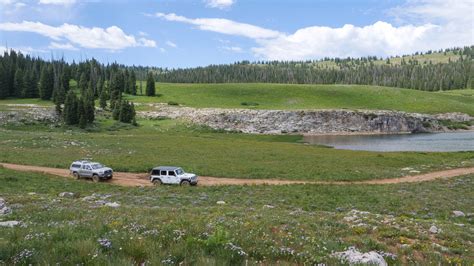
[[0, 0, 473, 68]]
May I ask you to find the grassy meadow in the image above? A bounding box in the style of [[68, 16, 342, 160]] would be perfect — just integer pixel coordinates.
[[127, 83, 474, 115], [0, 117, 473, 181], [0, 167, 472, 264]]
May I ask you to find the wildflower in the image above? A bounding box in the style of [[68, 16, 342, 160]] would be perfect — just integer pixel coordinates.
[[12, 249, 34, 264], [226, 242, 247, 256], [98, 238, 112, 249]]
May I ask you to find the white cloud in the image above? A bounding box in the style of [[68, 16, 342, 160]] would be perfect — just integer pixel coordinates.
[[48, 41, 78, 50], [156, 12, 281, 39], [0, 21, 157, 50], [0, 45, 47, 54], [166, 41, 177, 48], [155, 0, 473, 60], [253, 22, 446, 60], [38, 0, 76, 5], [204, 0, 235, 9], [221, 46, 243, 53]]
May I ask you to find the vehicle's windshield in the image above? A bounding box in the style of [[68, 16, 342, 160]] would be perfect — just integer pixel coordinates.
[[175, 168, 184, 175], [91, 164, 104, 169]]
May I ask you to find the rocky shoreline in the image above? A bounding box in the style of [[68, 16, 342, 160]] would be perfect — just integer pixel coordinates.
[[138, 105, 473, 135], [0, 104, 472, 135]]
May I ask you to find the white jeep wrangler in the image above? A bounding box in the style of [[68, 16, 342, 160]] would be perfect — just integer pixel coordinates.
[[149, 166, 198, 186], [69, 160, 113, 182]]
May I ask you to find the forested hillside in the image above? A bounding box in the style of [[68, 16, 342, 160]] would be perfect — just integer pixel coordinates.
[[0, 46, 472, 101], [158, 46, 474, 91]]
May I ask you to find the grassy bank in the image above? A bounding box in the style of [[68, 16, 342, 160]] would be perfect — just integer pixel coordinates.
[[0, 167, 472, 264], [126, 83, 474, 115], [0, 118, 473, 181]]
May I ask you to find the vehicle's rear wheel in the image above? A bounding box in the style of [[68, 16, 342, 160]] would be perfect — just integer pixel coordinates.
[[92, 174, 100, 182], [152, 179, 162, 186], [180, 180, 190, 186], [73, 172, 80, 180]]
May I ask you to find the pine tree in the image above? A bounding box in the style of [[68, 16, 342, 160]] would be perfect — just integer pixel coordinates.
[[0, 64, 8, 99], [99, 88, 107, 109], [63, 90, 78, 125], [79, 72, 88, 93], [77, 99, 86, 129], [84, 89, 95, 123], [13, 69, 25, 98], [146, 72, 155, 96], [23, 70, 38, 98], [61, 70, 70, 92], [129, 70, 137, 95], [112, 100, 121, 120], [39, 65, 54, 100]]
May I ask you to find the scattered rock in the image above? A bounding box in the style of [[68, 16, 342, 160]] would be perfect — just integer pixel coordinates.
[[432, 243, 449, 252], [332, 247, 387, 266], [81, 196, 96, 201], [0, 198, 12, 215], [429, 225, 440, 234], [0, 221, 21, 227], [216, 201, 226, 205], [58, 192, 75, 198], [409, 170, 421, 174], [104, 202, 121, 208], [263, 204, 275, 209], [452, 211, 465, 217]]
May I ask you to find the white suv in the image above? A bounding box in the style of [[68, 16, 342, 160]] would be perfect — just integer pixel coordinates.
[[69, 160, 113, 182], [149, 166, 198, 186]]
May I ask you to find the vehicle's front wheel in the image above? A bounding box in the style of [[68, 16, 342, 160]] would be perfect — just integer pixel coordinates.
[[152, 179, 162, 186], [180, 180, 190, 186], [92, 174, 100, 183], [73, 172, 80, 180]]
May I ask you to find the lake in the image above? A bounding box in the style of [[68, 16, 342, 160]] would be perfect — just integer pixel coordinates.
[[304, 131, 474, 152]]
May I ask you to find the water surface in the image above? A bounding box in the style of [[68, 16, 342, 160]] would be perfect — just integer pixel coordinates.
[[304, 131, 474, 152]]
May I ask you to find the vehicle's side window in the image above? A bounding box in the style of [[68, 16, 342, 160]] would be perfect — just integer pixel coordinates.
[[82, 165, 86, 169], [86, 166, 92, 170], [151, 170, 159, 175], [160, 170, 167, 176], [168, 171, 176, 176]]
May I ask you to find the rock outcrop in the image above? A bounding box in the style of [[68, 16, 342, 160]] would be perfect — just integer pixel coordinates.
[[139, 105, 470, 135], [0, 105, 58, 125]]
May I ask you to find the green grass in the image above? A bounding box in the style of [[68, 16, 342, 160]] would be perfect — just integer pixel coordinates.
[[0, 167, 472, 264], [439, 89, 474, 97], [0, 98, 53, 111], [127, 83, 474, 115], [308, 50, 462, 69], [0, 117, 473, 182]]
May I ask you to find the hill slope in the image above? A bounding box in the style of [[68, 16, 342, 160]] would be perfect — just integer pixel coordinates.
[[129, 83, 474, 115]]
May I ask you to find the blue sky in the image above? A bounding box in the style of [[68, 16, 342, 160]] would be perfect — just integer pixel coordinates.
[[0, 0, 472, 68]]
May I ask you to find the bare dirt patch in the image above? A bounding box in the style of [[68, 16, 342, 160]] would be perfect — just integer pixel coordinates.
[[1, 163, 473, 187]]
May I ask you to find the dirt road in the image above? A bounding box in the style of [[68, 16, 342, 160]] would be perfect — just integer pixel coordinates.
[[1, 162, 473, 187]]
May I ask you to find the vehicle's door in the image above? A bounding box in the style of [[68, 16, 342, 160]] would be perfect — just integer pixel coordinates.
[[78, 164, 86, 177], [82, 164, 93, 178], [168, 170, 179, 184], [160, 170, 168, 184]]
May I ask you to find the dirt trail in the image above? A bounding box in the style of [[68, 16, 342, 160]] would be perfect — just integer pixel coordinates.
[[1, 163, 473, 187]]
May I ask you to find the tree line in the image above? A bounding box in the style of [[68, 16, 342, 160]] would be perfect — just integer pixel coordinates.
[[158, 46, 474, 91], [0, 50, 139, 127]]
